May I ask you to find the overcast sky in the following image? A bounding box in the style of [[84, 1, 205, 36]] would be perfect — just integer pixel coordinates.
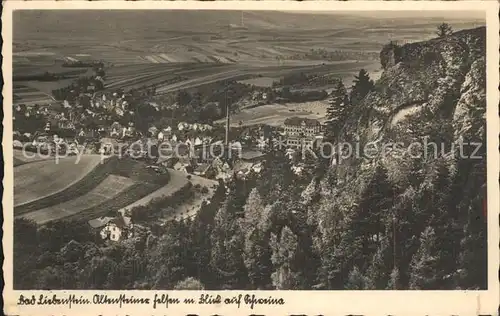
[[292, 10, 485, 20]]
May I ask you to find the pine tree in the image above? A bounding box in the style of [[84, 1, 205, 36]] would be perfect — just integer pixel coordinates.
[[455, 189, 487, 289], [408, 226, 439, 289], [386, 267, 400, 290], [436, 23, 453, 38], [243, 229, 272, 289], [355, 165, 394, 257], [270, 226, 301, 289], [258, 149, 295, 201], [349, 69, 375, 106], [239, 188, 273, 289], [210, 201, 248, 289], [365, 236, 391, 289], [345, 266, 367, 290], [324, 80, 349, 143], [240, 188, 265, 231]]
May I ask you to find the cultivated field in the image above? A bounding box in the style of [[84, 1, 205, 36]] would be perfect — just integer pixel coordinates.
[[13, 84, 54, 106], [13, 60, 93, 78], [14, 155, 175, 224], [216, 100, 329, 127], [14, 11, 483, 96], [238, 77, 277, 87], [14, 155, 103, 207], [13, 149, 51, 166], [19, 175, 136, 224]]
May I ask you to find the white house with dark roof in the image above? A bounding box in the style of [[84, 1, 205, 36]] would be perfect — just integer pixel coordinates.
[[88, 216, 133, 242]]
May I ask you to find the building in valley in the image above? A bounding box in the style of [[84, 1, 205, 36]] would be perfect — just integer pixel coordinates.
[[88, 215, 133, 242], [283, 117, 322, 148]]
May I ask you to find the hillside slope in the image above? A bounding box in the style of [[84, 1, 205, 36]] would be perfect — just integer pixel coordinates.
[[305, 26, 487, 289]]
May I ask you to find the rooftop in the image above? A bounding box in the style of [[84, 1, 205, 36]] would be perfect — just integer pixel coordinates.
[[240, 150, 266, 161], [284, 117, 321, 127], [88, 216, 114, 229]]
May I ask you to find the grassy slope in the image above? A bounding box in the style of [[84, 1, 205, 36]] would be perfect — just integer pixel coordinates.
[[14, 155, 171, 223], [20, 175, 136, 224], [14, 155, 104, 208]]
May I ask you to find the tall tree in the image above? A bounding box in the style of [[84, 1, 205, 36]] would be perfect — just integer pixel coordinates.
[[210, 200, 248, 289], [345, 266, 368, 290], [240, 188, 272, 289], [270, 226, 301, 289], [355, 164, 394, 257], [349, 69, 375, 106], [324, 80, 349, 142], [436, 23, 453, 38], [386, 267, 400, 290], [148, 222, 190, 289], [365, 235, 391, 289], [408, 226, 439, 290], [243, 229, 272, 289]]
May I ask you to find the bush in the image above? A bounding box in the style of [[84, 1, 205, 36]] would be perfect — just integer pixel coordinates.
[[201, 186, 209, 194]]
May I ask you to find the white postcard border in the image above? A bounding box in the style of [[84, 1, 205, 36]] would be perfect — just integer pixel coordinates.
[[2, 1, 499, 315]]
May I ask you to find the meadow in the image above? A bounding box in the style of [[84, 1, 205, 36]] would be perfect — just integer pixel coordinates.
[[13, 155, 179, 224], [13, 11, 483, 97], [14, 155, 103, 207], [20, 175, 136, 225], [216, 100, 329, 127]]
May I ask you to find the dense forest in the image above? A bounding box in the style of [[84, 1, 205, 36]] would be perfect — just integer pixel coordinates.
[[14, 26, 487, 290]]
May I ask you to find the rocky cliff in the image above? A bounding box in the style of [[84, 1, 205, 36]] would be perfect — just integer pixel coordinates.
[[320, 26, 486, 188], [305, 26, 487, 289]]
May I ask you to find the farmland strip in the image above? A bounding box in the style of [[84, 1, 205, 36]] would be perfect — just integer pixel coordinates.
[[15, 156, 117, 215]]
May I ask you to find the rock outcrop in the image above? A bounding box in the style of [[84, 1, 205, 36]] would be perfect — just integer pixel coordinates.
[[306, 27, 487, 289]]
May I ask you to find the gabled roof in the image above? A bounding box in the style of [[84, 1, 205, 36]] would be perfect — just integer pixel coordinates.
[[88, 216, 114, 229], [233, 161, 253, 173], [194, 163, 211, 174], [284, 117, 321, 127], [109, 216, 132, 228], [240, 150, 266, 161]]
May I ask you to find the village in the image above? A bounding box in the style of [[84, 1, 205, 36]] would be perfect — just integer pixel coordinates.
[[13, 85, 326, 244]]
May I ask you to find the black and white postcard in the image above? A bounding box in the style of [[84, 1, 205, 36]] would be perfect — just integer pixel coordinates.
[[2, 1, 499, 315]]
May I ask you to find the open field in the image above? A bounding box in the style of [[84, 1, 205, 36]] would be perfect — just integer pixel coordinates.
[[19, 175, 136, 224], [14, 11, 483, 95], [14, 157, 24, 167], [216, 100, 329, 127], [13, 61, 93, 78], [238, 77, 277, 87], [155, 61, 375, 94], [14, 155, 103, 207], [13, 84, 54, 106], [14, 155, 173, 223], [13, 149, 51, 166]]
